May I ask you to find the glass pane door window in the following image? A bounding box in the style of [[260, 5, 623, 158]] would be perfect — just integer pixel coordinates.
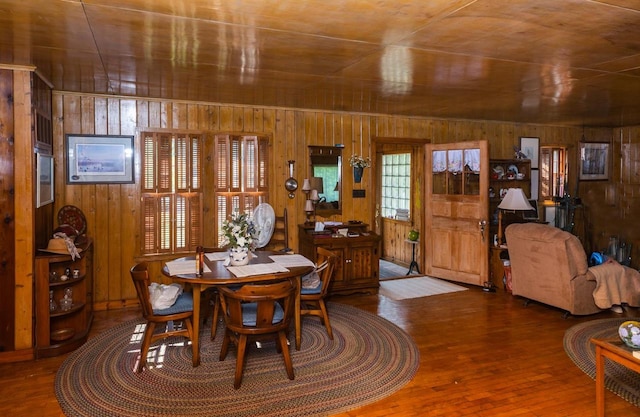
[[432, 148, 480, 195], [381, 153, 411, 219]]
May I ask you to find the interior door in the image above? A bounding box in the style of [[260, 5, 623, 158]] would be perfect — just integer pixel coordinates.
[[425, 141, 489, 286]]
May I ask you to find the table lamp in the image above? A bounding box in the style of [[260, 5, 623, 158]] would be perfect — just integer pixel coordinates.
[[497, 188, 533, 246], [304, 199, 315, 224]]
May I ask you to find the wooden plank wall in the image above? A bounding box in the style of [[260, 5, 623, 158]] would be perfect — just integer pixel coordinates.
[[0, 69, 15, 351], [586, 126, 640, 261], [52, 92, 601, 309]]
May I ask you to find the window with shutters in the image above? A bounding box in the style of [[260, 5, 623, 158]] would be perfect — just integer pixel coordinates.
[[540, 146, 567, 200], [141, 132, 203, 255], [213, 134, 270, 246]]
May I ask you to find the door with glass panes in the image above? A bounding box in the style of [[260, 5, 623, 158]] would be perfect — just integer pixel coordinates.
[[425, 141, 489, 286]]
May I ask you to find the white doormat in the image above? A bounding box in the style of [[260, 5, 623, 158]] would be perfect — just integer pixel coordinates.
[[379, 276, 468, 300]]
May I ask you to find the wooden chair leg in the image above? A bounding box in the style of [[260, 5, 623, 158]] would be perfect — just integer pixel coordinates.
[[234, 335, 248, 389], [183, 317, 197, 367], [278, 330, 295, 380], [137, 322, 156, 373], [219, 330, 231, 361], [319, 300, 333, 340]]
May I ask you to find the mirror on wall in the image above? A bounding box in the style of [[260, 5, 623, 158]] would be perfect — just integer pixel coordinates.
[[309, 146, 342, 216]]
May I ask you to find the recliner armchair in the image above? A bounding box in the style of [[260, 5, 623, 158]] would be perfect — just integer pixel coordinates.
[[505, 223, 601, 316]]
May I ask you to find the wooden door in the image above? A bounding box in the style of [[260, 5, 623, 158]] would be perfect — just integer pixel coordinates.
[[425, 141, 489, 286]]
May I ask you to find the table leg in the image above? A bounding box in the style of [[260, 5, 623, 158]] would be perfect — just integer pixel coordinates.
[[191, 284, 201, 366], [294, 277, 301, 350], [595, 344, 605, 417]]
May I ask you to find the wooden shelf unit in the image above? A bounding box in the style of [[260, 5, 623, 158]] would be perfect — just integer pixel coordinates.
[[489, 159, 532, 282], [298, 224, 381, 295], [489, 159, 532, 235], [35, 238, 93, 358]]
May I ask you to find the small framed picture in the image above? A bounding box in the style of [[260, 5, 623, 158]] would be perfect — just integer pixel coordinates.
[[579, 142, 609, 181], [519, 137, 539, 168], [65, 134, 134, 184], [36, 153, 54, 207]]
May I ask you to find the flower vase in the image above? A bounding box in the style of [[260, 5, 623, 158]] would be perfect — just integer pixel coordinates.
[[229, 247, 250, 266], [353, 166, 364, 183]]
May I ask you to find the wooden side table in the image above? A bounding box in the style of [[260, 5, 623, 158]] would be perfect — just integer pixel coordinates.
[[405, 239, 420, 275], [591, 338, 640, 417], [489, 245, 508, 290]]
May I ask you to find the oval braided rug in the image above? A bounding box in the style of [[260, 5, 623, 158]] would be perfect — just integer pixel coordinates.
[[56, 302, 419, 417], [563, 317, 640, 407]]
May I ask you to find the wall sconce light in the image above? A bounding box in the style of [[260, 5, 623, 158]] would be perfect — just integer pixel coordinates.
[[309, 189, 319, 202], [284, 160, 298, 199], [302, 177, 322, 223], [302, 178, 311, 194]]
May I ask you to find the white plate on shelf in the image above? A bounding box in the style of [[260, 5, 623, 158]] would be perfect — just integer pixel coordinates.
[[507, 164, 519, 175]]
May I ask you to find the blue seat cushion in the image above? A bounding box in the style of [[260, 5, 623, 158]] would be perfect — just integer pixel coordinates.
[[153, 291, 193, 315], [241, 302, 284, 326], [301, 282, 322, 295]]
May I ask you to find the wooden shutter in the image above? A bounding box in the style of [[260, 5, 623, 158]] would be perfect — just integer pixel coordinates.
[[140, 131, 203, 255], [215, 135, 230, 191], [142, 196, 158, 253]]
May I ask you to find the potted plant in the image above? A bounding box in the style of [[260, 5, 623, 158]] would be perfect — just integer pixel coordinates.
[[221, 212, 257, 265], [349, 154, 371, 183]]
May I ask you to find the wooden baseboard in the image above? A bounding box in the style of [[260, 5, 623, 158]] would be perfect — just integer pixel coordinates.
[[0, 348, 34, 363], [93, 299, 139, 312]]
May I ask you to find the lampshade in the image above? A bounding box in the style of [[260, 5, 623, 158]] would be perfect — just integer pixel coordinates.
[[498, 188, 534, 211], [310, 177, 324, 194], [309, 189, 319, 201], [302, 178, 311, 192], [304, 199, 314, 213]]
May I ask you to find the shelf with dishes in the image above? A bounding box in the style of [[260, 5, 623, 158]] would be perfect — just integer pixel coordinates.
[[35, 238, 93, 357]]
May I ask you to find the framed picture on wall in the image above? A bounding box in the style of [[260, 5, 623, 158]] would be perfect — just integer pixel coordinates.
[[519, 137, 539, 168], [65, 134, 134, 184], [579, 142, 609, 181], [36, 153, 54, 207]]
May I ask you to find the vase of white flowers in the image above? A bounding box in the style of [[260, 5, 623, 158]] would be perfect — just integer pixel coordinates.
[[221, 212, 257, 266], [349, 154, 371, 184]]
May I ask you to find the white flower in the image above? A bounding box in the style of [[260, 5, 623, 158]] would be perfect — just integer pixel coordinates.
[[221, 212, 257, 249], [349, 154, 371, 168]]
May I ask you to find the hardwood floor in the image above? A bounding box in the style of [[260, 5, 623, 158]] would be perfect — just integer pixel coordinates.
[[1, 285, 640, 416]]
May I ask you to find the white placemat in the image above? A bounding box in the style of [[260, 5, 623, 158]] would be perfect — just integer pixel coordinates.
[[269, 254, 315, 268], [226, 263, 289, 278], [165, 260, 211, 276]]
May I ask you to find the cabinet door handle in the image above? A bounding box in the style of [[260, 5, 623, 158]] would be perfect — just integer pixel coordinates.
[[345, 259, 352, 263]]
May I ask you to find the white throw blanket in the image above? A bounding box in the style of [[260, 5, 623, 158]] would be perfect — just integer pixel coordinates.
[[588, 262, 640, 309], [148, 283, 183, 309]]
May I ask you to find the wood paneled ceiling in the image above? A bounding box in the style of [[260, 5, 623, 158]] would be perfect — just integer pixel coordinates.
[[3, 0, 640, 127]]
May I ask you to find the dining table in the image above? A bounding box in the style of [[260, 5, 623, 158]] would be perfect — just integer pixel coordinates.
[[162, 250, 314, 366]]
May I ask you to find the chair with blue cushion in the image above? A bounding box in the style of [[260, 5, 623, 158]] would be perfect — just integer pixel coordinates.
[[130, 262, 197, 373], [300, 247, 338, 340], [218, 278, 296, 389]]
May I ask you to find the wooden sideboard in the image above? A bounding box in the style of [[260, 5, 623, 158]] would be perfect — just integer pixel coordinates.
[[298, 223, 381, 295]]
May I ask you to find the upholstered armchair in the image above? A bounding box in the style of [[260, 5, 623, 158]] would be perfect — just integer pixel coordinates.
[[505, 223, 602, 316]]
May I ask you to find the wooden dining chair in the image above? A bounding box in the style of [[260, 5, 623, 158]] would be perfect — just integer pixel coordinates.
[[129, 262, 197, 372], [218, 278, 296, 389], [300, 247, 338, 340], [260, 208, 290, 252]]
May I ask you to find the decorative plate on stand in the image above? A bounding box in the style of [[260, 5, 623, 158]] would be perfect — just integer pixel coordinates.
[[57, 205, 87, 236]]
